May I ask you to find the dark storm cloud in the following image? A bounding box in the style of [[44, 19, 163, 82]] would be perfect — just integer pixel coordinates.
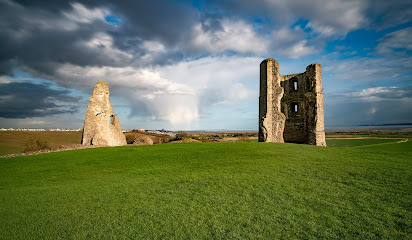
[[13, 0, 73, 10], [0, 0, 112, 75], [0, 0, 200, 75], [2, 0, 397, 78], [2, 0, 410, 76], [0, 81, 81, 118], [13, 0, 197, 44], [106, 0, 196, 45], [199, 13, 224, 32], [367, 0, 412, 30]]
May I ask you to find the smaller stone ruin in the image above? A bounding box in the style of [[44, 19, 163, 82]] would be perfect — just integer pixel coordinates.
[[81, 81, 127, 146]]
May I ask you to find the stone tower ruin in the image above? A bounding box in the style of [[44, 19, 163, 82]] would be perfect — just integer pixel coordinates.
[[259, 58, 326, 146], [81, 81, 127, 146]]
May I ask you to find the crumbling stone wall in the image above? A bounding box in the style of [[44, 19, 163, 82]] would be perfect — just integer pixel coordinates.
[[259, 58, 326, 146], [81, 81, 127, 146], [259, 59, 286, 143]]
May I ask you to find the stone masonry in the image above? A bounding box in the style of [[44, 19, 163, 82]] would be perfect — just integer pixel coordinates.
[[81, 81, 127, 146], [259, 58, 326, 146]]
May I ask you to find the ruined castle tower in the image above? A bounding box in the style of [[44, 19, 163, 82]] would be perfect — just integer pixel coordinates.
[[259, 58, 326, 146], [81, 81, 127, 146]]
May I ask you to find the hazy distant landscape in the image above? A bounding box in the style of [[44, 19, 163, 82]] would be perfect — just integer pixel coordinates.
[[1, 128, 412, 156]]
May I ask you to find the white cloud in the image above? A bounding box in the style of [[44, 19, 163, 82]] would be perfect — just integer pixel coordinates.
[[53, 64, 197, 128], [183, 0, 366, 57], [141, 94, 198, 129], [62, 2, 108, 24], [367, 0, 412, 30], [0, 76, 11, 84], [190, 18, 268, 54], [159, 56, 259, 106], [142, 41, 166, 53], [213, 82, 254, 105], [271, 27, 317, 58], [369, 106, 376, 115], [302, 0, 366, 36], [55, 64, 195, 94], [77, 32, 133, 64], [376, 27, 412, 54], [344, 86, 412, 102], [48, 56, 260, 129], [322, 54, 412, 86], [229, 0, 366, 36], [140, 40, 168, 63]]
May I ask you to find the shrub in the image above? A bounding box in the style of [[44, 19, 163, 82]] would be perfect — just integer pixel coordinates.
[[125, 133, 138, 144], [22, 136, 51, 153]]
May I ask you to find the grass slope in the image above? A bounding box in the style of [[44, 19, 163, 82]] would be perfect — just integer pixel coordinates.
[[0, 141, 411, 239]]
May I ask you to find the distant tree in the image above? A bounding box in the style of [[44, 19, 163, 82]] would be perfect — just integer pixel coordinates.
[[175, 131, 188, 141]]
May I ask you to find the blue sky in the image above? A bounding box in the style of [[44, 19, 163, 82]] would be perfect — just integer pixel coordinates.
[[0, 0, 411, 130]]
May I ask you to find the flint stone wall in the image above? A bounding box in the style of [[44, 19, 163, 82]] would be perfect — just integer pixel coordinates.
[[81, 81, 127, 146], [259, 58, 326, 146]]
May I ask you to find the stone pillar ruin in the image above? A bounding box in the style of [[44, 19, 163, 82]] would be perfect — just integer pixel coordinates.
[[259, 58, 326, 146], [259, 59, 286, 143], [81, 81, 127, 146]]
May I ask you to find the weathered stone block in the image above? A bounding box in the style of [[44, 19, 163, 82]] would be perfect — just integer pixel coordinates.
[[81, 81, 127, 146]]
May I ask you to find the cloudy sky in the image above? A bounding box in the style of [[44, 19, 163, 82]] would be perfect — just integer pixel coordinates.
[[0, 0, 411, 130]]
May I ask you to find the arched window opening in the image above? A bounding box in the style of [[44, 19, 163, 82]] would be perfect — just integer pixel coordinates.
[[291, 103, 298, 113], [290, 77, 298, 91], [109, 115, 115, 125]]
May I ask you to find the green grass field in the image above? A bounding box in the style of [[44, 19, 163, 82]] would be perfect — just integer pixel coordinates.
[[0, 140, 411, 239], [326, 138, 402, 147]]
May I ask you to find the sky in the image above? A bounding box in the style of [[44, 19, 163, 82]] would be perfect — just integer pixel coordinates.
[[0, 0, 411, 130]]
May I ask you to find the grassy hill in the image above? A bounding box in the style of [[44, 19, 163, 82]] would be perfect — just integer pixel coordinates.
[[0, 141, 411, 239]]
